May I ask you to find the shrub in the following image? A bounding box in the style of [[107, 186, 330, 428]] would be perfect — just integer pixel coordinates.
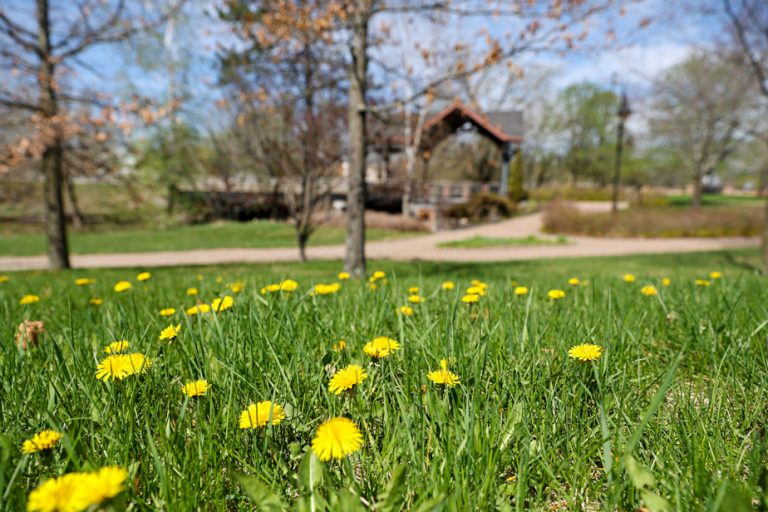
[[445, 192, 517, 223], [507, 152, 528, 202], [542, 201, 762, 238]]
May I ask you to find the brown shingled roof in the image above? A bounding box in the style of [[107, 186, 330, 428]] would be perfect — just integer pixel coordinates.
[[420, 99, 524, 147]]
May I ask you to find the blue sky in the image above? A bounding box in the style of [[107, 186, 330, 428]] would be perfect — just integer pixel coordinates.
[[2, 0, 717, 131]]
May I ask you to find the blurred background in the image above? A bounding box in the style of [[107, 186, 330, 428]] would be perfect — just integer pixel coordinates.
[[0, 0, 766, 271]]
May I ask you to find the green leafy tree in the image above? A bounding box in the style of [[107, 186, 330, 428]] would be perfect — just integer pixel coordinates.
[[554, 83, 619, 187]]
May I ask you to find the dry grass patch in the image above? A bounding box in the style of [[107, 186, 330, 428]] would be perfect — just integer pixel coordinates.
[[543, 201, 762, 238]]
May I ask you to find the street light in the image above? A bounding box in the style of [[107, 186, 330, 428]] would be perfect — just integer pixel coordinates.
[[612, 91, 631, 213]]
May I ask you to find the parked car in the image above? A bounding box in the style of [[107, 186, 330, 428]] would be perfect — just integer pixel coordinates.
[[702, 173, 723, 194]]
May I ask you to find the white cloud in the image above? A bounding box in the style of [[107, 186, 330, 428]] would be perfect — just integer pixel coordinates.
[[550, 42, 694, 89]]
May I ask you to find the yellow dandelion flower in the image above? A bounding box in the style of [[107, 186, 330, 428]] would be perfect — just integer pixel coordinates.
[[229, 281, 244, 293], [92, 359, 127, 381], [408, 286, 419, 293], [466, 286, 485, 296], [363, 336, 401, 359], [427, 359, 460, 387], [239, 401, 286, 429], [514, 286, 528, 296], [182, 379, 209, 398], [136, 272, 151, 282], [568, 277, 580, 286], [19, 294, 40, 305], [125, 353, 150, 373], [368, 282, 377, 290], [279, 279, 298, 292], [312, 283, 341, 296], [0, 275, 8, 283], [471, 279, 488, 288], [441, 281, 455, 290], [113, 281, 131, 293], [26, 473, 91, 512], [408, 295, 425, 304], [640, 285, 658, 296], [159, 308, 176, 316], [104, 340, 129, 354], [622, 274, 636, 283], [372, 270, 386, 280], [89, 297, 103, 306], [695, 279, 711, 287], [159, 324, 181, 341], [709, 271, 723, 279], [568, 344, 603, 362], [397, 305, 414, 316], [261, 283, 281, 294], [211, 296, 234, 312], [82, 466, 127, 505], [338, 272, 350, 280], [662, 277, 671, 287], [95, 353, 151, 381], [22, 430, 63, 454], [186, 304, 211, 315], [311, 417, 363, 461], [547, 289, 565, 300], [186, 287, 199, 296], [462, 294, 479, 304], [332, 340, 347, 352], [328, 364, 367, 395], [74, 278, 95, 286]]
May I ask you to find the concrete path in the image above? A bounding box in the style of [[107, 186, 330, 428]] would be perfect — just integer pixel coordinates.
[[0, 202, 758, 270]]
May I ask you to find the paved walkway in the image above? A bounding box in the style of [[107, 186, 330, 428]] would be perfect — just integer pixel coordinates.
[[0, 202, 758, 270]]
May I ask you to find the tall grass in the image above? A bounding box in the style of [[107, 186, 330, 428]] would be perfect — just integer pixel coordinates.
[[1, 258, 766, 510]]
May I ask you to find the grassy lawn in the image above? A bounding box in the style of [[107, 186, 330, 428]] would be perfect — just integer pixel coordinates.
[[665, 193, 764, 207], [0, 221, 413, 257], [1, 249, 766, 510], [438, 235, 569, 249]]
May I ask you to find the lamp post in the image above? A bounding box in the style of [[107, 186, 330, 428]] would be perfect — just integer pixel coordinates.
[[612, 91, 631, 213]]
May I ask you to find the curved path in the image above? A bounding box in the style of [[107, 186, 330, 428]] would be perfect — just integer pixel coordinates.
[[0, 203, 758, 270]]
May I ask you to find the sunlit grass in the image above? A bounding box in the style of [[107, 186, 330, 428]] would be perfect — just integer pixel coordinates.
[[438, 235, 569, 249], [1, 251, 766, 510], [0, 221, 412, 257]]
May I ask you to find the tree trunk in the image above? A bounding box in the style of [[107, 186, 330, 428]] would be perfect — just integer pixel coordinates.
[[764, 137, 768, 273], [402, 179, 411, 217], [691, 168, 703, 209], [344, 3, 369, 277], [297, 230, 308, 263], [65, 174, 85, 229], [43, 143, 70, 268], [37, 0, 70, 269]]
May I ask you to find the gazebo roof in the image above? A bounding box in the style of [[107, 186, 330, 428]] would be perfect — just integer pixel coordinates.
[[419, 99, 524, 151], [368, 99, 524, 155]]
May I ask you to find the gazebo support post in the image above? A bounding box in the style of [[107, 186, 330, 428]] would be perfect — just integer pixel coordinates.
[[499, 143, 513, 197]]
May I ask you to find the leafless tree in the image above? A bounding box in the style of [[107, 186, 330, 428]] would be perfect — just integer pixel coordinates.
[[721, 0, 768, 268], [0, 0, 181, 268], [649, 51, 756, 208]]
